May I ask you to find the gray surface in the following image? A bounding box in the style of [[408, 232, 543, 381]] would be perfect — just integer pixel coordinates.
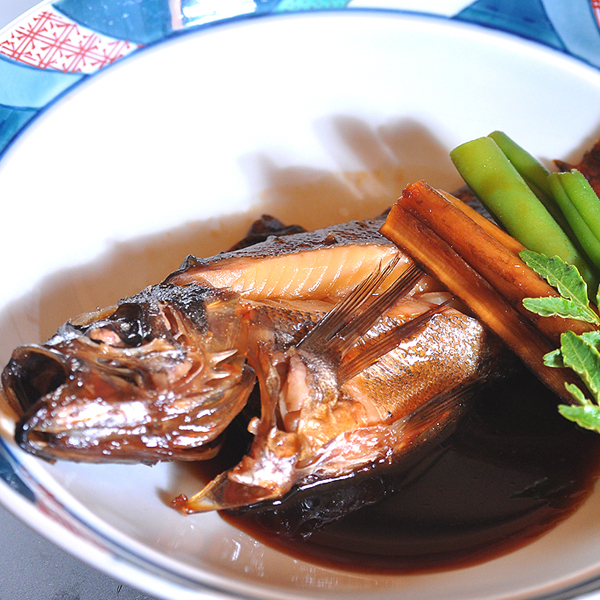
[[0, 503, 159, 600], [0, 2, 159, 599]]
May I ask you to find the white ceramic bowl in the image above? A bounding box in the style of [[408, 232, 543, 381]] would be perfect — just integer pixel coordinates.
[[3, 5, 600, 600]]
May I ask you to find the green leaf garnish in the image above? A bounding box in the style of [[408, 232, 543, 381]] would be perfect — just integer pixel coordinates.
[[520, 250, 599, 324], [543, 348, 564, 368], [522, 296, 597, 321], [558, 402, 600, 433], [581, 330, 600, 351], [559, 330, 600, 400], [564, 382, 588, 405], [522, 251, 600, 433]]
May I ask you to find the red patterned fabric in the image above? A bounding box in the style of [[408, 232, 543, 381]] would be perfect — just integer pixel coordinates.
[[592, 0, 600, 30], [0, 7, 139, 74]]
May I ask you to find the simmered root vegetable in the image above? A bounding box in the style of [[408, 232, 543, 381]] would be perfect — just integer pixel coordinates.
[[380, 182, 596, 406]]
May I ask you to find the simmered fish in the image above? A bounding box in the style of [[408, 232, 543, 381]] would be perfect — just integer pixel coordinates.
[[1, 215, 500, 509]]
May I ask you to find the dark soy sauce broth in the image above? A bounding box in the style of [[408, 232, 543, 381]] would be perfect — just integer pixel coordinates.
[[205, 363, 600, 574]]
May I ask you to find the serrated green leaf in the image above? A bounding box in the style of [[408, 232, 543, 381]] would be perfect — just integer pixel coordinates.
[[520, 250, 589, 303], [522, 296, 597, 322], [520, 250, 599, 324], [581, 330, 600, 351], [564, 382, 589, 405], [543, 348, 564, 368], [558, 403, 600, 433], [560, 330, 600, 401]]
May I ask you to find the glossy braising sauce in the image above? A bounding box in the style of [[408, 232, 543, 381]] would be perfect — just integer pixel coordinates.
[[211, 363, 600, 574]]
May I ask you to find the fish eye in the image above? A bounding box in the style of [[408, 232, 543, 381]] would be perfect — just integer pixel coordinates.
[[86, 304, 147, 348], [108, 304, 146, 346]]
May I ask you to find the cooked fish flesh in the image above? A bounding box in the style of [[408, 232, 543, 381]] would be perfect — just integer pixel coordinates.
[[172, 261, 496, 512], [165, 218, 413, 301]]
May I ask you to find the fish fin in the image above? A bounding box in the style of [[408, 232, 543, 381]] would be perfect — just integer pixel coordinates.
[[297, 255, 403, 351], [171, 471, 278, 513], [171, 472, 229, 513], [334, 262, 425, 356], [392, 377, 480, 446], [208, 348, 239, 365], [338, 299, 451, 384], [297, 260, 423, 359]]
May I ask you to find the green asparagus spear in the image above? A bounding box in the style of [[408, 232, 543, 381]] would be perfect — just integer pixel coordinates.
[[488, 130, 569, 230], [450, 136, 598, 290], [548, 172, 600, 272]]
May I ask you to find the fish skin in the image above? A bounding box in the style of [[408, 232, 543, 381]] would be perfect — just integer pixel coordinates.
[[2, 215, 497, 476], [173, 218, 390, 268]]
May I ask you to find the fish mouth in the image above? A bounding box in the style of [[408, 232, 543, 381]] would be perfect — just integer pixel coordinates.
[[2, 345, 148, 462], [2, 346, 79, 461], [2, 345, 70, 415]]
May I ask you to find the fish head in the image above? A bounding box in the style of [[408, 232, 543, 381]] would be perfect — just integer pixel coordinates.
[[2, 283, 254, 464]]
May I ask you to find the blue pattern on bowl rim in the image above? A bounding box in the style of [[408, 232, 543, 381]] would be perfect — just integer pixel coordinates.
[[0, 0, 599, 156]]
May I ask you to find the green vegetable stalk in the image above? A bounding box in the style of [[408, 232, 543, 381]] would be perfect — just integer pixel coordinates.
[[450, 135, 598, 291], [487, 131, 557, 217], [487, 131, 577, 236], [548, 170, 600, 273]]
